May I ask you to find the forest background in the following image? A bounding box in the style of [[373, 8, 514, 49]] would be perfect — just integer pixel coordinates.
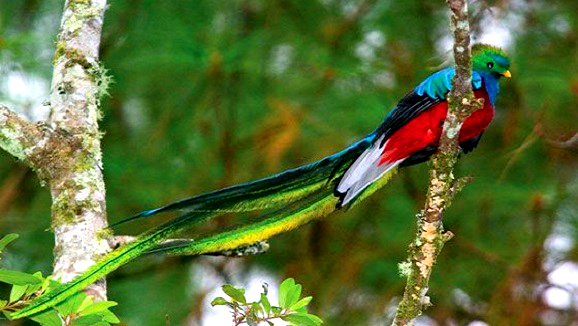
[[1, 0, 577, 325]]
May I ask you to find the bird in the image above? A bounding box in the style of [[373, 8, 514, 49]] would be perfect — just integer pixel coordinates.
[[10, 43, 510, 319]]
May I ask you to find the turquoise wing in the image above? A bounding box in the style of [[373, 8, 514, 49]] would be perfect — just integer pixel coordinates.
[[415, 67, 482, 99]]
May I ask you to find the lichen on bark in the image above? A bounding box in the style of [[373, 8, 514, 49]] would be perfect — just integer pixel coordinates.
[[49, 0, 110, 301]]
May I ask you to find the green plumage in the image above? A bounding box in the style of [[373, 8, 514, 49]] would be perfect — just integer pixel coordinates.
[[471, 44, 511, 76], [10, 139, 374, 319]]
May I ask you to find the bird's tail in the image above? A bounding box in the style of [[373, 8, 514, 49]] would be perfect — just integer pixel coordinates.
[[148, 166, 399, 257], [11, 163, 398, 319], [109, 138, 372, 228], [12, 137, 395, 319]]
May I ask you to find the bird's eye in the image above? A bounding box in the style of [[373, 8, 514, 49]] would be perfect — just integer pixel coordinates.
[[487, 62, 494, 69]]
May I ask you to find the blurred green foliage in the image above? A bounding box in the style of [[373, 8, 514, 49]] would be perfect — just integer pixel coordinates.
[[1, 0, 577, 325]]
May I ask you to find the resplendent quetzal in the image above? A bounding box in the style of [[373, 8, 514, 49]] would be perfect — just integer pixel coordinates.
[[11, 43, 511, 319]]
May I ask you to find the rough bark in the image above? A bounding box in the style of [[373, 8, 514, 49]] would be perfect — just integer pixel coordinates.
[[0, 0, 110, 301], [391, 0, 483, 324], [0, 105, 47, 166], [49, 0, 110, 301]]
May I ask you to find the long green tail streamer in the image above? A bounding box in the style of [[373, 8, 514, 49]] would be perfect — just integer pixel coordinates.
[[147, 167, 398, 257], [11, 159, 396, 320], [9, 210, 215, 319], [110, 138, 370, 227]]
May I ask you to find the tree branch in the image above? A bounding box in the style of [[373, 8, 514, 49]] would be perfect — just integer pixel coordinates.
[[391, 0, 483, 324], [0, 0, 111, 303], [0, 104, 46, 167], [48, 0, 110, 301]]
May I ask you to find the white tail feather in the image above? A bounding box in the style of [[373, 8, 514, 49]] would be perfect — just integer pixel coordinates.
[[337, 136, 403, 206]]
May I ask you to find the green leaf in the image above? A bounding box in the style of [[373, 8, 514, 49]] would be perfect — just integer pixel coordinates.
[[286, 283, 301, 309], [74, 314, 107, 326], [222, 284, 246, 304], [25, 272, 45, 296], [282, 312, 323, 326], [260, 293, 271, 314], [0, 269, 42, 285], [41, 276, 55, 293], [271, 306, 282, 314], [278, 278, 296, 309], [289, 296, 312, 311], [251, 302, 262, 315], [0, 300, 7, 308], [306, 313, 323, 324], [295, 306, 308, 314], [247, 303, 262, 326], [9, 284, 28, 303], [211, 296, 229, 306], [0, 234, 19, 252], [78, 300, 118, 316], [56, 292, 85, 316], [29, 310, 63, 326], [77, 295, 94, 314], [99, 309, 121, 324]]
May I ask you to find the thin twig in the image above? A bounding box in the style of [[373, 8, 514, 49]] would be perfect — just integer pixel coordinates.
[[391, 0, 481, 324]]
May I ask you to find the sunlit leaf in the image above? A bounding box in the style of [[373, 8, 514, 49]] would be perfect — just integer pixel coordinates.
[[211, 297, 229, 306], [29, 310, 62, 326], [278, 278, 296, 309], [286, 283, 302, 309], [271, 306, 282, 314], [77, 295, 94, 314], [78, 300, 118, 316], [25, 272, 45, 295], [282, 312, 323, 326], [0, 269, 42, 286], [222, 284, 246, 304], [100, 309, 121, 323], [56, 292, 85, 316], [74, 314, 107, 326], [9, 284, 28, 303], [289, 296, 312, 311], [251, 302, 262, 315], [260, 293, 271, 314]]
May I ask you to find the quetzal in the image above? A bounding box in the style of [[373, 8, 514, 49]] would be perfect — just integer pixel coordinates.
[[11, 43, 510, 319]]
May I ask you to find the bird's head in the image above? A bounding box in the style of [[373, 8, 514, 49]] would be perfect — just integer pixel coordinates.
[[472, 44, 511, 79]]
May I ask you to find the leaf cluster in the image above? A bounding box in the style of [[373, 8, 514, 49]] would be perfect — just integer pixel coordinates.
[[211, 278, 322, 326], [0, 234, 120, 326]]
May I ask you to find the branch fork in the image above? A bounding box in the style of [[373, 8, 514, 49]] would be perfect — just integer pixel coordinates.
[[0, 0, 110, 302]]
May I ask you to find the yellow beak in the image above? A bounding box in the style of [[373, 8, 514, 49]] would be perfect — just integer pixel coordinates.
[[502, 70, 512, 78]]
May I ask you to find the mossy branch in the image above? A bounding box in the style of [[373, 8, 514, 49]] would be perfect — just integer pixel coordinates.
[[0, 105, 46, 166], [391, 0, 483, 324], [0, 0, 111, 303]]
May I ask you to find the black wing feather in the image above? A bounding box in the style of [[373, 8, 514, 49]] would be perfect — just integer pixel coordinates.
[[374, 90, 441, 146], [460, 132, 484, 154]]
